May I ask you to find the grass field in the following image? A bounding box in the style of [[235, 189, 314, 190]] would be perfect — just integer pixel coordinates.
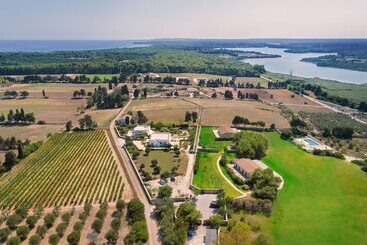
[[193, 127, 241, 197], [0, 130, 126, 208], [193, 151, 241, 198], [135, 150, 188, 175], [261, 132, 367, 244]]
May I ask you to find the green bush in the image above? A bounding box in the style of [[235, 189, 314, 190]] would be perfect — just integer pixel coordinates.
[[92, 219, 103, 233], [67, 231, 80, 245], [116, 199, 126, 212], [15, 225, 30, 240], [44, 213, 56, 228], [61, 212, 72, 224], [105, 229, 119, 244], [36, 225, 47, 238], [26, 215, 39, 229], [111, 218, 121, 231], [29, 234, 42, 245], [0, 228, 10, 243], [6, 214, 22, 230], [127, 198, 145, 224], [48, 234, 60, 245], [233, 131, 268, 159], [6, 236, 21, 245], [73, 221, 84, 232], [56, 222, 68, 236], [15, 206, 28, 219]]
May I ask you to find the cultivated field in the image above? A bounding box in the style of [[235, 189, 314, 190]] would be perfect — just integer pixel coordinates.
[[127, 98, 198, 124], [0, 83, 109, 141], [0, 130, 130, 209], [261, 133, 367, 244], [188, 98, 290, 128]]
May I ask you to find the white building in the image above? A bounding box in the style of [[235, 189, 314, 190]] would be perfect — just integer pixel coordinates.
[[132, 125, 152, 137], [148, 132, 171, 148]]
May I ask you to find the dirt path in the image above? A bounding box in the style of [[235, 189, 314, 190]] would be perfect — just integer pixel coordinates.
[[107, 99, 160, 245], [104, 130, 134, 201]]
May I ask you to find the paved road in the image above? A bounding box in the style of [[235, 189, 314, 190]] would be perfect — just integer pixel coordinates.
[[107, 99, 160, 245]]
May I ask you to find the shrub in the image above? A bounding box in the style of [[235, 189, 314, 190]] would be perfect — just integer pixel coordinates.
[[158, 185, 173, 198], [36, 225, 47, 238], [48, 234, 60, 245], [29, 234, 42, 245], [130, 221, 148, 243], [84, 203, 92, 215], [96, 209, 107, 220], [67, 231, 80, 245], [56, 222, 68, 236], [73, 221, 84, 232], [105, 229, 119, 244], [116, 199, 126, 212], [26, 215, 39, 229], [111, 218, 121, 231], [127, 198, 145, 224], [61, 212, 72, 224], [44, 213, 56, 228], [280, 130, 293, 140], [6, 214, 22, 230], [78, 212, 87, 222], [92, 219, 103, 233], [6, 236, 21, 245], [15, 206, 28, 219], [0, 228, 10, 243], [16, 225, 30, 240]]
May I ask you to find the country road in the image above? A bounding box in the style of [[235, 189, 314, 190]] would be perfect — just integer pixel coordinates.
[[107, 99, 160, 245]]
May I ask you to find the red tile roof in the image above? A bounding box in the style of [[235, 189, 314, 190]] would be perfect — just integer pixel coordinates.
[[234, 158, 259, 173]]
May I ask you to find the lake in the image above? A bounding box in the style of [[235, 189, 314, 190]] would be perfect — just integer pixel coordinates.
[[235, 47, 367, 85], [0, 40, 147, 52]]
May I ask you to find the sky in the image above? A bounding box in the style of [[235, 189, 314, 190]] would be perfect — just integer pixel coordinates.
[[1, 0, 367, 40]]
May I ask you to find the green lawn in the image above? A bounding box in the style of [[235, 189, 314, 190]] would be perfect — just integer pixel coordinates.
[[261, 132, 367, 244], [199, 126, 231, 151], [194, 127, 241, 197], [193, 151, 241, 198], [135, 150, 186, 175]]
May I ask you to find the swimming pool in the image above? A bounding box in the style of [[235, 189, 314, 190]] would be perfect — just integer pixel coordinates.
[[304, 138, 319, 147]]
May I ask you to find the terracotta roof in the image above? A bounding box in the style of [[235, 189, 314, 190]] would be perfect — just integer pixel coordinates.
[[218, 127, 236, 135], [234, 159, 259, 173]]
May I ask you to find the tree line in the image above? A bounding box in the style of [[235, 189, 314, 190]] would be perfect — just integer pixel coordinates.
[[0, 109, 36, 125], [87, 85, 129, 109], [0, 48, 264, 77]]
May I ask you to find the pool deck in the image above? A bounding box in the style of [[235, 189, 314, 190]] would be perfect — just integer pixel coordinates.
[[294, 137, 332, 152]]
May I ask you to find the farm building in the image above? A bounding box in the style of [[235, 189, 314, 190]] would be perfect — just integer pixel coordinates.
[[148, 132, 171, 148], [132, 125, 152, 137], [233, 158, 260, 179], [217, 126, 237, 139]]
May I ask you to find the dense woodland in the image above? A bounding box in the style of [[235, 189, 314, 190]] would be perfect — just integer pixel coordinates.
[[0, 48, 264, 77]]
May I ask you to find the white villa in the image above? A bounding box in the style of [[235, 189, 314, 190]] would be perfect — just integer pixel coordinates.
[[132, 125, 152, 137], [148, 132, 171, 148]]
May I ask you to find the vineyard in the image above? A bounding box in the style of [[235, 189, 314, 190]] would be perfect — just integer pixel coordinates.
[[0, 130, 124, 209]]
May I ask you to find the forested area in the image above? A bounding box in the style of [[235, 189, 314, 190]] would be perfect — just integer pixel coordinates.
[[0, 48, 264, 77]]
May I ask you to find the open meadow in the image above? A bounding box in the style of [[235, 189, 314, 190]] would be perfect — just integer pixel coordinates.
[[261, 132, 367, 244], [0, 130, 131, 209]]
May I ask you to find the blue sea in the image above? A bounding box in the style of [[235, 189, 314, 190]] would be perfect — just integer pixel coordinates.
[[0, 40, 147, 52]]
